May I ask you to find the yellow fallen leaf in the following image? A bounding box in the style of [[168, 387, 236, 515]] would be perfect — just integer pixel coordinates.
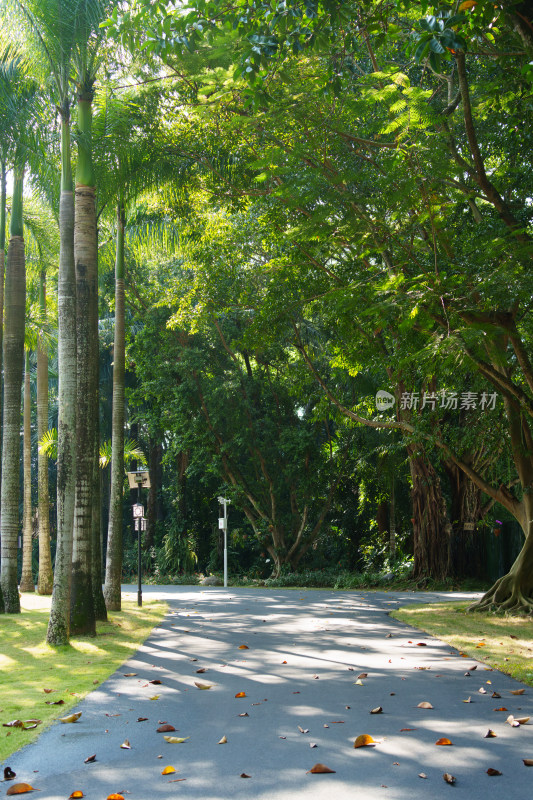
[[69, 793, 84, 799], [354, 734, 376, 748], [194, 682, 212, 690], [238, 645, 249, 650], [163, 736, 190, 743], [149, 695, 160, 700], [6, 786, 35, 796], [235, 691, 246, 698], [59, 712, 82, 723], [161, 766, 176, 775], [435, 737, 453, 745], [354, 679, 364, 686]]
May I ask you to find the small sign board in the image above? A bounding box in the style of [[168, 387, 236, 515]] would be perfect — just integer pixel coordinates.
[[127, 470, 151, 489], [463, 522, 475, 531]]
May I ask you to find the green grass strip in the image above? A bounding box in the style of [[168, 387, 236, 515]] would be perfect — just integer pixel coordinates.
[[0, 592, 167, 762], [392, 602, 533, 687]]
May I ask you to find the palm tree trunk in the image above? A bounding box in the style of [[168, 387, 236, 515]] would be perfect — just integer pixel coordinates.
[[20, 350, 35, 592], [104, 201, 126, 611], [92, 393, 107, 621], [47, 111, 76, 644], [37, 270, 53, 594], [70, 96, 97, 635], [0, 161, 5, 613], [0, 165, 25, 613]]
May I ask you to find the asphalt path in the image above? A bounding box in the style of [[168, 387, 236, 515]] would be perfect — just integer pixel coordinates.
[[3, 586, 533, 800]]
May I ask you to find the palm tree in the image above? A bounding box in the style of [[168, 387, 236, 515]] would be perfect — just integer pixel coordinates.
[[19, 349, 35, 592], [36, 269, 53, 594]]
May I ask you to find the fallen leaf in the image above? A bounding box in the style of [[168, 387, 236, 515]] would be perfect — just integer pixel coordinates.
[[282, 660, 287, 664], [510, 635, 518, 640], [167, 778, 186, 783], [6, 785, 35, 796], [240, 773, 251, 778], [522, 759, 533, 766], [69, 793, 84, 798], [238, 645, 249, 650], [161, 766, 176, 775], [436, 738, 453, 745], [218, 735, 227, 744], [417, 702, 433, 709], [149, 695, 160, 700], [469, 665, 477, 671], [418, 773, 427, 779], [235, 692, 246, 698], [308, 763, 336, 774], [123, 673, 137, 677], [310, 742, 318, 748], [195, 668, 208, 674], [416, 642, 427, 646], [137, 717, 148, 722], [506, 715, 521, 727], [478, 687, 487, 694], [357, 673, 368, 679], [443, 773, 456, 784], [3, 720, 24, 728], [329, 721, 345, 724], [494, 707, 508, 711], [464, 672, 471, 677], [105, 714, 121, 718], [386, 633, 392, 638], [45, 700, 64, 705], [157, 724, 176, 733], [84, 754, 96, 763], [354, 679, 364, 686], [491, 692, 501, 699], [485, 729, 497, 738], [163, 736, 190, 743], [194, 683, 212, 690], [120, 740, 131, 749], [59, 712, 82, 723], [43, 688, 54, 693], [510, 689, 525, 695], [400, 728, 416, 732], [486, 768, 502, 776], [106, 795, 125, 800], [149, 680, 162, 685], [463, 697, 472, 703], [370, 707, 383, 715], [298, 726, 310, 734], [516, 717, 530, 725], [238, 712, 249, 717], [354, 734, 376, 748]]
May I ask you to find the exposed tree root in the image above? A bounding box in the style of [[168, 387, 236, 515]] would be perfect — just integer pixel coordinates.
[[469, 572, 533, 615]]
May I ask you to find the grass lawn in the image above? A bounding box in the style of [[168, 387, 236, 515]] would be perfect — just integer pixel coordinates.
[[392, 602, 533, 687], [0, 592, 167, 762]]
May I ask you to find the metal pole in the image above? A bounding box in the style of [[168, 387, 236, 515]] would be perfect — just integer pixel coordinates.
[[224, 526, 228, 588], [137, 483, 142, 607]]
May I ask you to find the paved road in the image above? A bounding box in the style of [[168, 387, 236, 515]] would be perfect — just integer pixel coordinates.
[[4, 587, 532, 799]]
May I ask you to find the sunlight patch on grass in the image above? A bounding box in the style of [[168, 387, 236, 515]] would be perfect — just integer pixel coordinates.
[[0, 593, 167, 762], [392, 602, 533, 687]]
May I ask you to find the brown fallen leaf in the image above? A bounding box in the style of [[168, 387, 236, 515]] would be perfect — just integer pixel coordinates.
[[443, 773, 456, 784], [494, 707, 508, 711], [417, 702, 433, 709], [45, 699, 65, 705], [298, 726, 310, 734], [308, 764, 335, 774], [4, 767, 16, 781], [235, 692, 246, 698], [436, 738, 453, 745], [522, 759, 533, 766], [6, 785, 35, 796], [105, 714, 121, 718], [485, 730, 497, 738], [357, 673, 368, 679], [43, 688, 55, 693], [59, 712, 82, 723], [3, 720, 24, 728], [238, 713, 249, 717], [510, 635, 518, 640], [386, 633, 392, 638], [162, 766, 176, 775], [240, 773, 251, 778], [486, 768, 502, 776], [84, 754, 96, 763], [137, 717, 148, 722], [354, 734, 376, 748], [157, 724, 176, 733], [418, 773, 427, 779], [516, 716, 530, 725], [123, 673, 137, 677], [218, 735, 228, 744], [149, 680, 162, 685], [400, 728, 416, 732], [106, 795, 125, 800], [195, 668, 208, 674], [120, 739, 131, 749], [329, 721, 345, 724], [416, 642, 427, 646], [238, 645, 249, 650], [370, 707, 382, 715], [510, 688, 525, 695]]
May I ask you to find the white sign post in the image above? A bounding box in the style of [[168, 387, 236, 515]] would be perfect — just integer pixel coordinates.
[[218, 496, 230, 587]]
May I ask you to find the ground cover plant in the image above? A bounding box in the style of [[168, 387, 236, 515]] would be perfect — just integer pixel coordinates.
[[392, 603, 533, 687], [0, 593, 167, 762]]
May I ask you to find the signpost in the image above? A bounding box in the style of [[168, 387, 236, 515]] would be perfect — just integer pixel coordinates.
[[128, 470, 151, 607], [218, 496, 230, 588]]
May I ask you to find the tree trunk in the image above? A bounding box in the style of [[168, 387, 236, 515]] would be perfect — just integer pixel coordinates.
[[0, 166, 25, 613], [146, 439, 162, 551], [37, 270, 53, 594], [0, 162, 5, 613], [47, 114, 76, 645], [104, 202, 126, 611], [20, 351, 35, 592], [444, 460, 483, 578], [92, 430, 107, 621], [389, 478, 396, 558], [471, 494, 533, 614], [409, 449, 452, 581]]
